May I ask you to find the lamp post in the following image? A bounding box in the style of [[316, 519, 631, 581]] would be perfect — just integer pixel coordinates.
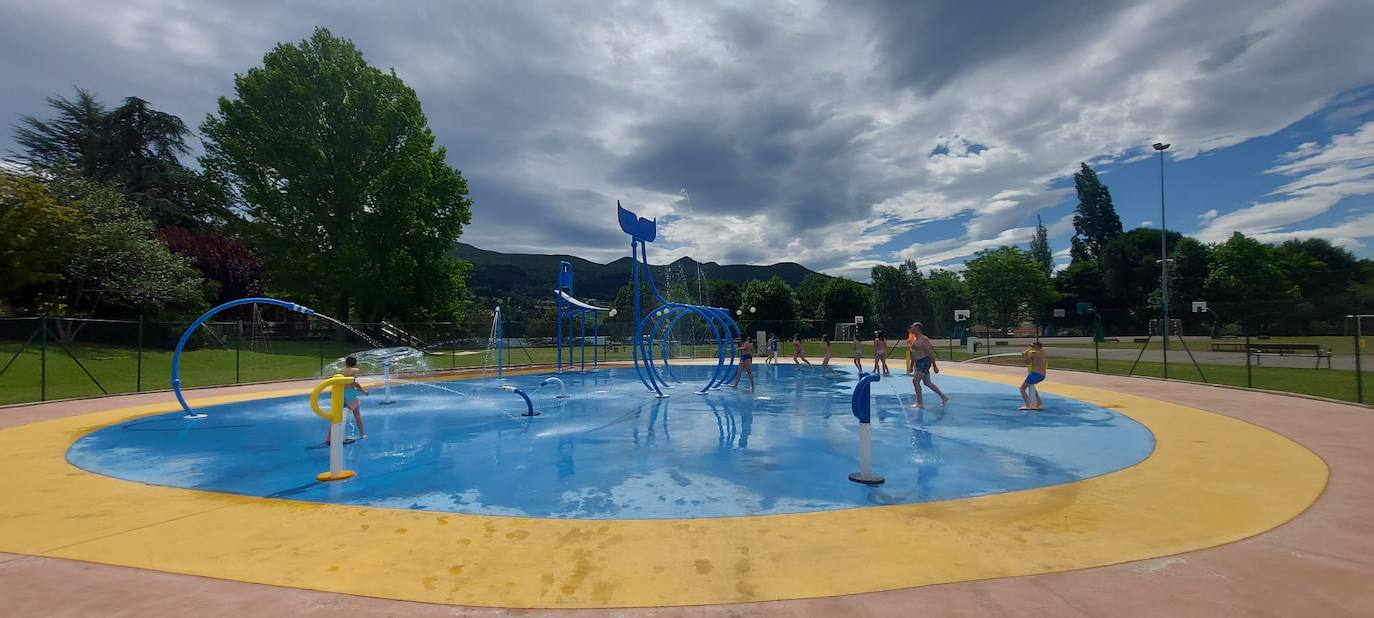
[[1153, 142, 1171, 378]]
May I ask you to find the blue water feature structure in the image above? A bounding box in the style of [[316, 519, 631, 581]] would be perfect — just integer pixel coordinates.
[[171, 297, 315, 419], [848, 372, 884, 485], [554, 261, 610, 373], [617, 201, 742, 398]]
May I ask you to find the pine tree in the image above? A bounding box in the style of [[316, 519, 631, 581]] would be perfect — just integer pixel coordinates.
[[1068, 163, 1123, 264], [1029, 215, 1054, 278]]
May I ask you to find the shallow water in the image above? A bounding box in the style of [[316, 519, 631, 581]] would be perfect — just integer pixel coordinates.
[[68, 365, 1153, 519]]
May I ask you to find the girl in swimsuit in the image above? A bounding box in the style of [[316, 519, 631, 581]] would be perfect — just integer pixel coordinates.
[[820, 334, 834, 376], [791, 334, 812, 367], [851, 334, 863, 371], [730, 337, 756, 390], [873, 331, 891, 376]]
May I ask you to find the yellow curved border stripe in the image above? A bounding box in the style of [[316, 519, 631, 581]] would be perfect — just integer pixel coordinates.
[[0, 369, 1327, 608]]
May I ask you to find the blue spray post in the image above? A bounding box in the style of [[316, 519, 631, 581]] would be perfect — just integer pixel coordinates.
[[171, 297, 315, 419], [848, 372, 884, 485], [554, 261, 610, 373]]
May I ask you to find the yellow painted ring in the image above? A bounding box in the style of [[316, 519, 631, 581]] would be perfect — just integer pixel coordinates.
[[0, 368, 1327, 609]]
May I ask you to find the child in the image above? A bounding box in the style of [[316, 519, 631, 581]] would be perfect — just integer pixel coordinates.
[[851, 333, 863, 371], [791, 334, 812, 367], [767, 334, 779, 365], [324, 355, 368, 445], [905, 329, 917, 375], [820, 334, 834, 376], [872, 331, 891, 376], [730, 337, 756, 390], [1020, 341, 1048, 411], [909, 322, 949, 408]]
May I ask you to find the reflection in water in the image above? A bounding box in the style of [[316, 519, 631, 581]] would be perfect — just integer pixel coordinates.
[[69, 365, 1154, 519]]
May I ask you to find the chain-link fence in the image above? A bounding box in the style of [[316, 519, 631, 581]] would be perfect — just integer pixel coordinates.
[[2, 301, 1371, 407]]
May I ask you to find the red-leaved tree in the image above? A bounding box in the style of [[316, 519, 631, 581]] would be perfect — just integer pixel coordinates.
[[156, 226, 265, 308]]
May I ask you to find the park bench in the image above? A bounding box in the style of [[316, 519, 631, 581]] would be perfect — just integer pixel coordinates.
[[1211, 342, 1247, 353], [1249, 343, 1333, 369]]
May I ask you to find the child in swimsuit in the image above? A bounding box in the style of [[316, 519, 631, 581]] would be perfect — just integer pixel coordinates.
[[1020, 341, 1047, 411], [324, 355, 368, 445], [851, 334, 863, 371], [873, 331, 890, 376], [820, 334, 833, 376], [791, 334, 812, 367], [909, 322, 949, 408], [730, 337, 756, 390]]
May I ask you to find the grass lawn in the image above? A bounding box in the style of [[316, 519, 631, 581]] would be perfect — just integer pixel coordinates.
[[1, 338, 1368, 406]]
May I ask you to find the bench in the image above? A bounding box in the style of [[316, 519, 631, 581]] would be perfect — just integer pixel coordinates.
[[1211, 342, 1247, 353], [1249, 343, 1333, 369]]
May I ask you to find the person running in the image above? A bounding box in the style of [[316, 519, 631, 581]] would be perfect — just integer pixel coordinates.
[[820, 334, 834, 376], [872, 330, 891, 376], [323, 355, 368, 445], [909, 322, 949, 408], [1020, 341, 1048, 411], [851, 332, 864, 371], [767, 334, 779, 365], [791, 334, 812, 367], [905, 329, 917, 375], [730, 337, 756, 390]]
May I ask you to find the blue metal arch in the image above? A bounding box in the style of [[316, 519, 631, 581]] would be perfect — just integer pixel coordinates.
[[171, 297, 314, 419]]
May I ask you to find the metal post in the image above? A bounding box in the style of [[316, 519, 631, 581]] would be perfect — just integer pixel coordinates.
[[39, 316, 47, 401], [136, 316, 144, 392], [1155, 143, 1171, 380], [1353, 316, 1363, 404], [318, 329, 325, 375], [1095, 336, 1100, 372], [1245, 320, 1253, 389], [235, 319, 242, 384]]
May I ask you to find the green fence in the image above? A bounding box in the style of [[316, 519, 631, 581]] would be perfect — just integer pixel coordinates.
[[1, 304, 1370, 407]]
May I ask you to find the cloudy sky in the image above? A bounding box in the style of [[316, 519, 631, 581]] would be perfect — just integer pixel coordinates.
[[3, 0, 1373, 278]]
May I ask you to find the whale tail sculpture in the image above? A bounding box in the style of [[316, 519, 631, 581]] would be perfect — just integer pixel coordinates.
[[618, 202, 740, 398], [617, 201, 657, 243]]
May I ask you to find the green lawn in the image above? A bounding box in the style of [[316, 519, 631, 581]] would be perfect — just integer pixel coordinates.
[[1046, 335, 1367, 354], [1, 338, 1368, 406]]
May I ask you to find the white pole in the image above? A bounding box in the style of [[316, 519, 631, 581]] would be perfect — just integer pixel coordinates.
[[328, 422, 343, 477], [381, 356, 394, 405], [858, 423, 873, 477]]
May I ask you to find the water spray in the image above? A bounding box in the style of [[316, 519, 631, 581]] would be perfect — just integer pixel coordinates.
[[542, 377, 569, 399]]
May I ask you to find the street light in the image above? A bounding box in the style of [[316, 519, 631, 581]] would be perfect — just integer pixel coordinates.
[[1153, 142, 1171, 378]]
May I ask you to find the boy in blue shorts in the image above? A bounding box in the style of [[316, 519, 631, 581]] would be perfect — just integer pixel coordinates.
[[1020, 342, 1047, 411], [324, 355, 368, 444]]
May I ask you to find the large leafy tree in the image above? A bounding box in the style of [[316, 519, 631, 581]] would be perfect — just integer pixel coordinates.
[[819, 278, 873, 332], [870, 260, 931, 333], [705, 279, 741, 313], [201, 28, 473, 322], [14, 89, 220, 227], [0, 174, 81, 301], [1029, 215, 1054, 278], [925, 269, 970, 335], [1068, 163, 1123, 265], [738, 276, 799, 334], [1205, 233, 1298, 325], [795, 273, 830, 321], [964, 246, 1055, 331], [155, 225, 265, 308]]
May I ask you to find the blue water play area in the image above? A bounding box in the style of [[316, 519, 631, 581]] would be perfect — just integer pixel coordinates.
[[68, 364, 1154, 519]]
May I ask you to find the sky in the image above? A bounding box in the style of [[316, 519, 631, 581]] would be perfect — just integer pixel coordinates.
[[2, 0, 1373, 280]]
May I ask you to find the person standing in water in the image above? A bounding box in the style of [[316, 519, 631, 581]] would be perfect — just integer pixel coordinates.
[[767, 334, 779, 365], [851, 332, 863, 371], [820, 334, 834, 376], [730, 337, 756, 390], [909, 322, 950, 408], [905, 329, 917, 375], [1019, 341, 1048, 411], [791, 334, 812, 367], [324, 355, 368, 445], [872, 330, 891, 376]]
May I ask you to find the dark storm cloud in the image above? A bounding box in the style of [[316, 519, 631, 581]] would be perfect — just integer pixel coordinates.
[[854, 0, 1136, 95]]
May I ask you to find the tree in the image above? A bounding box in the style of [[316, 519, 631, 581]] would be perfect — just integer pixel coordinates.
[[1029, 215, 1054, 278], [870, 260, 931, 334], [819, 278, 872, 332], [43, 169, 205, 321], [201, 28, 474, 322], [738, 276, 799, 334], [705, 279, 741, 313], [926, 269, 970, 336], [156, 226, 265, 308], [1205, 233, 1298, 325], [0, 174, 81, 302], [963, 246, 1055, 331], [795, 273, 830, 321], [15, 89, 220, 227], [1068, 163, 1122, 265], [1101, 228, 1185, 309]]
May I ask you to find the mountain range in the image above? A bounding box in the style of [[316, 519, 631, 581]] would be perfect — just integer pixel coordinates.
[[449, 243, 825, 302]]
